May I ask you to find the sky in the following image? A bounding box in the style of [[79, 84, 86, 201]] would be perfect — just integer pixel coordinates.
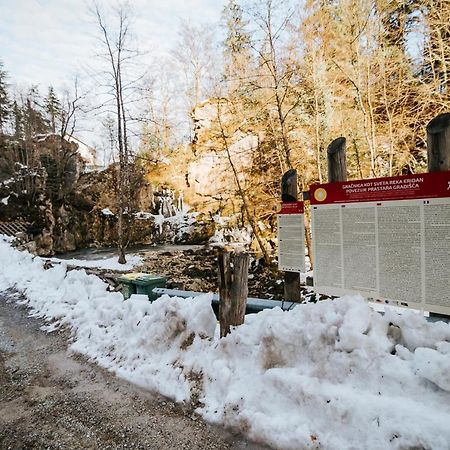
[[0, 0, 226, 149], [0, 0, 224, 91]]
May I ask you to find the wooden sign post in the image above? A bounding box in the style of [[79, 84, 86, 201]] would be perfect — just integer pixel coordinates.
[[427, 113, 450, 172], [327, 137, 347, 182]]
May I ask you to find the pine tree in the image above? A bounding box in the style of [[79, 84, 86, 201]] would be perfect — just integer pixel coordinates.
[[379, 0, 420, 50], [45, 86, 61, 134], [423, 0, 450, 94], [12, 101, 23, 141], [222, 0, 251, 82], [23, 86, 49, 141], [0, 61, 11, 134]]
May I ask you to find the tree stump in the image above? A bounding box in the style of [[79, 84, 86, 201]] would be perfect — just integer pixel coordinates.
[[218, 249, 249, 338]]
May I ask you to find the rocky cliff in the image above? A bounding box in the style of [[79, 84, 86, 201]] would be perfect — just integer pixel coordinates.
[[0, 137, 214, 255]]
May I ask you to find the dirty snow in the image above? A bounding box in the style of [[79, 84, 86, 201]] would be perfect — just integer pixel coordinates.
[[1, 236, 450, 450]]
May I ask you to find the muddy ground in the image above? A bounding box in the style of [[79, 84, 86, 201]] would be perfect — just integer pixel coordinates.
[[138, 246, 311, 301], [140, 247, 284, 298], [0, 293, 272, 450]]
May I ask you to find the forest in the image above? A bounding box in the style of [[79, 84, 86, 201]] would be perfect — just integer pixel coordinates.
[[0, 0, 449, 263]]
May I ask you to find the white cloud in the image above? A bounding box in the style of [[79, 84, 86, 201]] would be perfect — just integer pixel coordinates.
[[0, 0, 224, 89]]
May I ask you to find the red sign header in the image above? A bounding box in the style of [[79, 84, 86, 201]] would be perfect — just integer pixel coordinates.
[[279, 201, 304, 214], [310, 171, 450, 205]]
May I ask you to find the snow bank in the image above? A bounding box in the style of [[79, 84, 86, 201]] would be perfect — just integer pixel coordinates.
[[1, 236, 450, 449], [195, 300, 450, 449]]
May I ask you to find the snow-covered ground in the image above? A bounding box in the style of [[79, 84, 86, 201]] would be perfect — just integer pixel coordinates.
[[1, 236, 450, 449]]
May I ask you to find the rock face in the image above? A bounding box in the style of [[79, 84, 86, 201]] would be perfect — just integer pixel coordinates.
[[0, 160, 214, 255], [0, 132, 220, 255]]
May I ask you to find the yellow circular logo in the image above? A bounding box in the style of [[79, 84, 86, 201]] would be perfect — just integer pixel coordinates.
[[314, 188, 327, 202]]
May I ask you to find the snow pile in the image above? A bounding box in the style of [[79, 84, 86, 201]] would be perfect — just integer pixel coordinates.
[[0, 237, 213, 401], [1, 237, 450, 449], [101, 207, 114, 216], [196, 301, 450, 449], [165, 210, 199, 241]]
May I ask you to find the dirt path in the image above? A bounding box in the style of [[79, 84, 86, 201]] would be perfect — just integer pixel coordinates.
[[0, 294, 270, 450]]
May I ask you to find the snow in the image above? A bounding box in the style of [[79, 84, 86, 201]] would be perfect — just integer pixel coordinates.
[[133, 209, 198, 240], [1, 236, 450, 449], [0, 196, 9, 205], [153, 213, 165, 233], [46, 254, 142, 271], [65, 134, 97, 166], [134, 211, 153, 220], [101, 207, 115, 216], [209, 225, 252, 248]]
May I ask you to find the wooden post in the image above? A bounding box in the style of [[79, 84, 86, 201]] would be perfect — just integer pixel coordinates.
[[230, 252, 249, 326], [281, 169, 301, 302], [218, 249, 249, 338], [426, 113, 450, 321], [427, 113, 450, 172], [327, 137, 347, 182]]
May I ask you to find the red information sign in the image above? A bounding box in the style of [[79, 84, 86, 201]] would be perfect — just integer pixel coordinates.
[[310, 170, 450, 316], [310, 171, 450, 205], [279, 201, 304, 214]]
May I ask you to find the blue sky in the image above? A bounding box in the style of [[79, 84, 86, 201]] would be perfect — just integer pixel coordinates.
[[0, 0, 225, 91]]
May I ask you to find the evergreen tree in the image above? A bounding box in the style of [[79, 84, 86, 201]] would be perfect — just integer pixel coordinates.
[[45, 86, 61, 134], [23, 86, 49, 141], [222, 0, 252, 82], [422, 0, 450, 93], [0, 61, 11, 134], [378, 0, 420, 50], [12, 100, 23, 141], [223, 0, 250, 55]]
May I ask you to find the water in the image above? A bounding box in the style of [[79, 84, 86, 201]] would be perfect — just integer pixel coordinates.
[[56, 243, 204, 261]]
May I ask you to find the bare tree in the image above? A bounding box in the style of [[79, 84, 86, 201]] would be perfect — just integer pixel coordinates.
[[250, 0, 298, 172], [214, 97, 271, 264], [171, 21, 220, 137], [93, 3, 135, 264]]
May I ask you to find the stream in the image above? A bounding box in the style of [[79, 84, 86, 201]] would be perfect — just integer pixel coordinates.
[[55, 244, 204, 261]]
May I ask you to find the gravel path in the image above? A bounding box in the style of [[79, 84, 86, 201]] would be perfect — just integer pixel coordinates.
[[0, 293, 270, 450]]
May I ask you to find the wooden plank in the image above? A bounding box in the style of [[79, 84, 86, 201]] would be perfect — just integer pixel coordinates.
[[427, 113, 450, 172], [281, 169, 301, 302]]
